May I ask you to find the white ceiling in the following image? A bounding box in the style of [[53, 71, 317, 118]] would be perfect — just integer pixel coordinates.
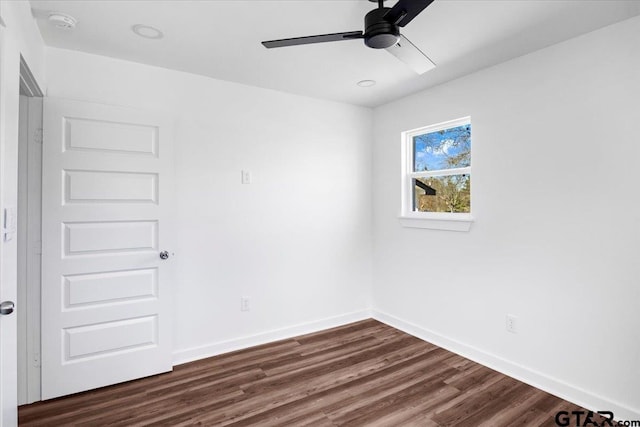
[[30, 0, 640, 107]]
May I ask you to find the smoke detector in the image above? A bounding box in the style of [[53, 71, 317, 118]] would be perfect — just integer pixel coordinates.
[[48, 12, 77, 30]]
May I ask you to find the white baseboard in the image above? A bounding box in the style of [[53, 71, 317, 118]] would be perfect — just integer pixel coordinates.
[[372, 310, 640, 421], [172, 309, 372, 366]]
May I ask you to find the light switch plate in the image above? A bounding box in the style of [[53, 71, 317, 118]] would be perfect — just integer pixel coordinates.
[[3, 207, 17, 242]]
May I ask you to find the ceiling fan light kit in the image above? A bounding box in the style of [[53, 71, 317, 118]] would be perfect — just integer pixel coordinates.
[[363, 6, 400, 49], [261, 0, 436, 75]]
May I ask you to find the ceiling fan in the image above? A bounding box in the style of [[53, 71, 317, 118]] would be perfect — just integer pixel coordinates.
[[261, 0, 436, 75]]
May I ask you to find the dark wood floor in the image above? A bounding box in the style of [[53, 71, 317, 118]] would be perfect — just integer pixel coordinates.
[[20, 319, 599, 426]]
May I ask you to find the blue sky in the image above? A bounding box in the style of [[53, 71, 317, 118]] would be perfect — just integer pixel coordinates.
[[414, 124, 471, 171]]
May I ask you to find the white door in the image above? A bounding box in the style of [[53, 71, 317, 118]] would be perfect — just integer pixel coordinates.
[[41, 98, 174, 399]]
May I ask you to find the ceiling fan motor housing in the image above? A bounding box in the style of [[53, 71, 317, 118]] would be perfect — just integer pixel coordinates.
[[364, 7, 400, 49]]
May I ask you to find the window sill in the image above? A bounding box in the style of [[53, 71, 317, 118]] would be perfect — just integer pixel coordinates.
[[398, 213, 474, 232]]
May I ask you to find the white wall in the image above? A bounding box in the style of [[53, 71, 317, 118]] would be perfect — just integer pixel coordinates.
[[45, 47, 373, 362], [372, 16, 640, 419], [0, 0, 46, 423]]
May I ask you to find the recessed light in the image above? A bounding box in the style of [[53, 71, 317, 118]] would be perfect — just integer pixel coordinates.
[[357, 80, 376, 87], [48, 12, 77, 30], [132, 24, 164, 40]]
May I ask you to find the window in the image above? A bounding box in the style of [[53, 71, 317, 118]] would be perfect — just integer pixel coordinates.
[[400, 117, 473, 231]]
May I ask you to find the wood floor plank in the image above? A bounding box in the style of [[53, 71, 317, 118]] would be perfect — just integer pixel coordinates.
[[432, 376, 523, 426], [188, 338, 434, 425], [444, 363, 498, 390], [239, 349, 457, 426], [452, 381, 535, 426], [329, 379, 454, 426], [475, 383, 549, 427], [321, 356, 458, 420], [260, 335, 381, 376], [351, 385, 459, 427], [19, 319, 598, 426]]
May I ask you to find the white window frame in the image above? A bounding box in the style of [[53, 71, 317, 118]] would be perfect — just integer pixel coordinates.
[[399, 116, 473, 231]]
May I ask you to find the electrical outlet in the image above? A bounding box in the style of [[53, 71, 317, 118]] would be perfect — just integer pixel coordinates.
[[240, 297, 250, 312], [506, 314, 517, 334], [241, 170, 252, 184]]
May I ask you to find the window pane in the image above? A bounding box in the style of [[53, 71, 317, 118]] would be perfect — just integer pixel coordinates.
[[413, 175, 471, 213], [413, 123, 471, 171]]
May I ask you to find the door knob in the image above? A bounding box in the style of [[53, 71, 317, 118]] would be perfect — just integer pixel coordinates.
[[0, 301, 15, 315], [159, 251, 170, 260]]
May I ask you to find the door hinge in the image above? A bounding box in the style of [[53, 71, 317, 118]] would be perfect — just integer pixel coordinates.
[[33, 128, 43, 144]]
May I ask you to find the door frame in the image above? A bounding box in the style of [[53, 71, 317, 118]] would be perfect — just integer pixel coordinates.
[[17, 56, 43, 405], [1, 48, 43, 424]]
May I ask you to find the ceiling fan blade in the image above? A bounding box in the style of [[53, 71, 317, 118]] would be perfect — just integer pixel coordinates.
[[386, 34, 435, 75], [262, 31, 364, 48], [384, 0, 435, 27]]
